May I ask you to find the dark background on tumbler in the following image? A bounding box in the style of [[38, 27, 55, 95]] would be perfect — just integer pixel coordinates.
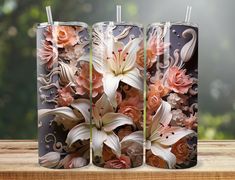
[[0, 0, 234, 139]]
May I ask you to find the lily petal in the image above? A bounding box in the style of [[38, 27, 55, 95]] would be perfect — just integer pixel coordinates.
[[151, 101, 172, 136], [104, 132, 121, 157], [121, 131, 143, 149], [151, 142, 176, 168], [159, 127, 194, 146], [66, 123, 90, 147], [102, 73, 121, 107], [121, 131, 143, 146], [38, 107, 81, 121], [121, 68, 143, 91], [71, 99, 90, 123], [92, 127, 107, 157], [102, 112, 133, 132]]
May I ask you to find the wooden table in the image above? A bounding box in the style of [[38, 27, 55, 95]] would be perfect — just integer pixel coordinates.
[[0, 140, 234, 180]]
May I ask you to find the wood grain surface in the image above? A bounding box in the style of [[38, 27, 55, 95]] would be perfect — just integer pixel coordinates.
[[0, 140, 234, 180]]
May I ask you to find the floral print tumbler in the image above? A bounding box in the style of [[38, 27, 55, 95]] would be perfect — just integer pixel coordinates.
[[146, 22, 198, 169], [90, 22, 144, 168], [37, 22, 90, 169]]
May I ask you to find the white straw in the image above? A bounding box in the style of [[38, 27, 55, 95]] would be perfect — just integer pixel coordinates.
[[46, 6, 53, 25], [185, 6, 192, 23], [116, 5, 121, 23]]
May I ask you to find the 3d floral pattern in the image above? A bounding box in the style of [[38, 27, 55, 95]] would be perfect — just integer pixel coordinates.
[[89, 24, 144, 168], [37, 24, 90, 169], [146, 24, 198, 169]]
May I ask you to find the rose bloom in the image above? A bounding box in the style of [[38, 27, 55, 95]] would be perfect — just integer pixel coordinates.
[[104, 155, 131, 169], [53, 26, 78, 48], [147, 91, 161, 112], [171, 138, 190, 164], [166, 66, 193, 94], [102, 144, 116, 162], [117, 126, 133, 140], [57, 86, 74, 106], [118, 97, 142, 124], [136, 48, 156, 69], [149, 80, 169, 97], [38, 40, 58, 69], [146, 151, 168, 168], [183, 114, 197, 131], [76, 63, 103, 97]]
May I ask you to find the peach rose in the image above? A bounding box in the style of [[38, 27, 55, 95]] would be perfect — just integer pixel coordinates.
[[136, 48, 155, 69], [171, 138, 189, 164], [53, 26, 78, 48], [57, 86, 74, 106], [38, 40, 58, 69], [147, 91, 161, 112], [76, 63, 103, 97], [149, 80, 169, 97], [104, 155, 131, 169], [119, 95, 142, 124], [117, 126, 133, 141], [146, 151, 168, 168], [183, 114, 197, 131], [166, 66, 193, 94]]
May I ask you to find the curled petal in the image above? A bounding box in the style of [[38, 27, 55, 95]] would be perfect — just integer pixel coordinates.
[[159, 127, 194, 146], [71, 99, 90, 123], [92, 127, 107, 157], [121, 131, 143, 148], [180, 28, 197, 62], [104, 132, 121, 157], [102, 112, 133, 132], [38, 107, 81, 121], [121, 68, 143, 91], [66, 123, 90, 147], [150, 101, 172, 136], [151, 143, 176, 168]]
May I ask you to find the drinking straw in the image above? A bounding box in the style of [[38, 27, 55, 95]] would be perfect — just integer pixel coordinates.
[[46, 6, 53, 25], [116, 5, 122, 23], [185, 6, 192, 23]]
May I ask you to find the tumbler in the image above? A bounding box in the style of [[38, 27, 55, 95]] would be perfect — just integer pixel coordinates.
[[91, 22, 144, 168], [37, 22, 90, 168], [145, 22, 198, 169]]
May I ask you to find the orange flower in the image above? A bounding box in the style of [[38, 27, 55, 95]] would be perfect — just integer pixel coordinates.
[[102, 144, 116, 162], [53, 26, 78, 48], [147, 91, 161, 112], [76, 63, 103, 97], [117, 126, 133, 140], [166, 66, 193, 94], [171, 138, 189, 164], [146, 151, 168, 168], [149, 80, 169, 97], [57, 86, 74, 106], [38, 40, 58, 69], [118, 96, 142, 124], [104, 155, 131, 169], [183, 114, 197, 131]]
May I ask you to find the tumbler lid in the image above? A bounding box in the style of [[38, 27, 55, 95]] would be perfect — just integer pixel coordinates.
[[148, 21, 198, 29], [37, 21, 88, 28], [92, 21, 143, 29]]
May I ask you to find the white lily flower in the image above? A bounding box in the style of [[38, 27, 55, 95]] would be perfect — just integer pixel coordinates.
[[38, 99, 90, 131], [80, 32, 143, 106], [92, 94, 134, 157], [146, 101, 194, 168]]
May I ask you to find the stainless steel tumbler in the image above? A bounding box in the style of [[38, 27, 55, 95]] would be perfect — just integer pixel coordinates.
[[91, 22, 144, 169], [37, 22, 90, 168], [145, 22, 198, 169]]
